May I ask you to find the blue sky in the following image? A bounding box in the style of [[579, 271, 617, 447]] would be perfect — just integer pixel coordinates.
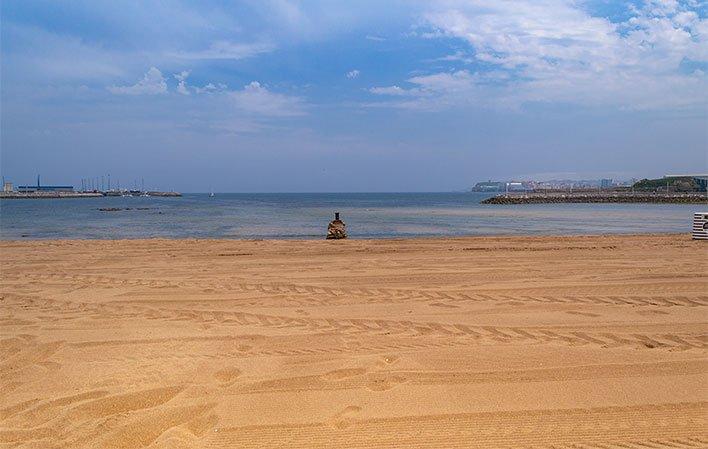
[[1, 0, 706, 192]]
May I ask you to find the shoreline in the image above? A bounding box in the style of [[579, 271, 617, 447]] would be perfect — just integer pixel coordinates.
[[0, 231, 694, 243]]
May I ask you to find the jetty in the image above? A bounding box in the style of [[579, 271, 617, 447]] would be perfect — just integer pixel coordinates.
[[0, 191, 104, 199], [481, 191, 708, 204]]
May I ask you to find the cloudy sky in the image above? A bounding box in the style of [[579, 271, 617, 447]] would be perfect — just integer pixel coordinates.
[[1, 0, 706, 192]]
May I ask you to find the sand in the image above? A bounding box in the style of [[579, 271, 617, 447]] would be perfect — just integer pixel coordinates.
[[0, 234, 706, 448]]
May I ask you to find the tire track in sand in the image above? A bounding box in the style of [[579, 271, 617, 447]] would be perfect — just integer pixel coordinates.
[[4, 293, 705, 352], [9, 272, 708, 308], [203, 402, 707, 449]]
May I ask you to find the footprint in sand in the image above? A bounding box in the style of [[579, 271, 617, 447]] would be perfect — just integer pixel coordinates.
[[429, 302, 460, 309], [565, 310, 600, 318], [213, 367, 241, 384], [366, 373, 407, 391], [637, 309, 670, 316], [374, 354, 400, 369], [382, 355, 399, 365], [329, 405, 362, 429], [321, 368, 367, 381]]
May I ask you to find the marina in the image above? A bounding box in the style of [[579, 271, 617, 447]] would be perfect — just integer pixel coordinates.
[[1, 177, 180, 199], [0, 190, 181, 199]]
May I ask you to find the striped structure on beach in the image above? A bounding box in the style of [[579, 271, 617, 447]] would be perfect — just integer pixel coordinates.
[[692, 212, 708, 240]]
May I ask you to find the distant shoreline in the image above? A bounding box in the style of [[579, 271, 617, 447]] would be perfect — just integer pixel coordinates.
[[481, 192, 707, 204], [0, 191, 181, 199]]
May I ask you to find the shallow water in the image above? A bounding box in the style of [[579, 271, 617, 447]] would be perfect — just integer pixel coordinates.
[[0, 192, 701, 239]]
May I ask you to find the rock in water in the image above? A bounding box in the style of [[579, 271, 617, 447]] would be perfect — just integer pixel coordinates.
[[327, 212, 347, 239]]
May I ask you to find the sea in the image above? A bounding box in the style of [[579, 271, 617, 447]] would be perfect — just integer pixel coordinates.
[[0, 192, 702, 240]]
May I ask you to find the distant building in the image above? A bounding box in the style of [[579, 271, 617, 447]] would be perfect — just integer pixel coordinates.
[[3, 182, 13, 192], [472, 181, 505, 192], [600, 178, 613, 189], [472, 180, 534, 192], [507, 182, 528, 192]]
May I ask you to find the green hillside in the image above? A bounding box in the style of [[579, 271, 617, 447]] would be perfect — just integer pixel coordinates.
[[632, 177, 704, 192]]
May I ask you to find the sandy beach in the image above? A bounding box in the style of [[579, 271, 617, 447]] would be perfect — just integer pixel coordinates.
[[1, 234, 706, 448]]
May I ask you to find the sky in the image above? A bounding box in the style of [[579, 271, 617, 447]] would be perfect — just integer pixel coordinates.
[[1, 0, 707, 192]]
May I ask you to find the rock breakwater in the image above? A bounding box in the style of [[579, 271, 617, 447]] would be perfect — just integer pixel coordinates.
[[482, 192, 707, 204]]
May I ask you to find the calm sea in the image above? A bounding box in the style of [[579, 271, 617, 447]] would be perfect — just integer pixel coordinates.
[[0, 193, 701, 239]]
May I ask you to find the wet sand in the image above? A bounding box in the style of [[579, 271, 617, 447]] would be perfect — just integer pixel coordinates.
[[1, 234, 706, 448]]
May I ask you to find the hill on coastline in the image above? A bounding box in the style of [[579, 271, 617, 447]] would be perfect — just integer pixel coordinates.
[[633, 176, 705, 192]]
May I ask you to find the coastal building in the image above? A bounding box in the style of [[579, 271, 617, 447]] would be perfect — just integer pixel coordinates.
[[472, 180, 534, 192], [600, 179, 613, 189], [3, 182, 13, 192], [507, 182, 528, 191]]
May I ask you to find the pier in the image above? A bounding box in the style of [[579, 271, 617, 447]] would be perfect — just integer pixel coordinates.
[[0, 191, 104, 199]]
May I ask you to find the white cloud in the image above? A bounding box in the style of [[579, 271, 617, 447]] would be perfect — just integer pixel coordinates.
[[106, 69, 303, 118], [379, 0, 707, 110], [369, 85, 415, 96], [365, 35, 386, 42], [434, 50, 475, 64], [370, 71, 501, 110], [173, 41, 275, 60], [171, 71, 230, 95], [174, 70, 191, 95], [194, 83, 228, 94], [108, 67, 167, 95], [230, 81, 305, 116], [346, 69, 360, 79]]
